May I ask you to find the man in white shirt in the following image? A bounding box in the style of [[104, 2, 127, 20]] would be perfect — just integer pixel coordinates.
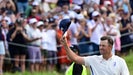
[[87, 11, 105, 55], [61, 36, 129, 75]]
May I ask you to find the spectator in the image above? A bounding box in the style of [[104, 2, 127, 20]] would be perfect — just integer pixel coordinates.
[[26, 18, 42, 72], [7, 18, 29, 72], [109, 13, 121, 55], [0, 26, 5, 75], [32, 1, 43, 15], [28, 9, 41, 21], [57, 0, 70, 7], [0, 8, 12, 25], [78, 19, 92, 55], [5, 0, 16, 14], [120, 12, 132, 55], [36, 21, 47, 71], [0, 19, 9, 54], [87, 11, 105, 55], [104, 17, 117, 54], [16, 0, 28, 13], [60, 4, 75, 19], [40, 0, 51, 13], [45, 19, 58, 72]]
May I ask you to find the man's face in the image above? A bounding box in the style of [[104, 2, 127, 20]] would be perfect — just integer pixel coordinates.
[[62, 5, 69, 13], [99, 40, 112, 55]]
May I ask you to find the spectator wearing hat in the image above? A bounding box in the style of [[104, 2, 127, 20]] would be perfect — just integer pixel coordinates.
[[87, 11, 105, 55], [31, 1, 43, 15], [73, 5, 84, 20], [57, 19, 72, 72], [26, 18, 42, 72], [36, 21, 47, 71]]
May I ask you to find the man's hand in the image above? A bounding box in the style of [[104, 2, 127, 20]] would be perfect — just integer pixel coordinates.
[[60, 36, 67, 46]]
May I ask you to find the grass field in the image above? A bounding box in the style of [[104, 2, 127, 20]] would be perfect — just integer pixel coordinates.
[[4, 52, 133, 75]]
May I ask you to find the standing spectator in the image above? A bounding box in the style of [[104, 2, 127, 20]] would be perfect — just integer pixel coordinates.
[[45, 20, 58, 72], [0, 8, 11, 25], [0, 19, 9, 55], [60, 4, 75, 19], [120, 12, 132, 55], [7, 18, 29, 72], [104, 17, 117, 54], [36, 21, 47, 71], [68, 17, 80, 55], [78, 19, 92, 55], [40, 0, 51, 13], [26, 18, 42, 72], [4, 0, 16, 23], [57, 22, 71, 72], [87, 11, 105, 55], [5, 0, 16, 14], [0, 26, 5, 75], [109, 13, 121, 55], [16, 0, 28, 13], [32, 1, 43, 15], [28, 9, 41, 21]]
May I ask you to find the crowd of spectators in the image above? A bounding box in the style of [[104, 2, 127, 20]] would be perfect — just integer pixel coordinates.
[[0, 0, 133, 74]]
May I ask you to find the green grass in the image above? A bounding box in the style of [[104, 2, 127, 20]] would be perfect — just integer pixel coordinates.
[[123, 52, 133, 75], [4, 52, 133, 75], [4, 71, 63, 75]]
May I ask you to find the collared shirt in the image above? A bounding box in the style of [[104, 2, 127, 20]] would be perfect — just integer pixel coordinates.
[[87, 20, 104, 45], [84, 55, 129, 75]]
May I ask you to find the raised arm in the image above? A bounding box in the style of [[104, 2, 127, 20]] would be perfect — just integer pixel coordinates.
[[60, 37, 85, 65]]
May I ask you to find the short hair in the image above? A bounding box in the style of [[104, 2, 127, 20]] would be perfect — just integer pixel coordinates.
[[100, 36, 114, 46]]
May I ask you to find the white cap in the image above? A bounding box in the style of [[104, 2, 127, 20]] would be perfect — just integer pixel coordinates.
[[37, 21, 44, 27], [92, 11, 100, 17], [29, 18, 37, 24], [73, 5, 81, 10], [32, 1, 39, 6], [104, 1, 111, 6]]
